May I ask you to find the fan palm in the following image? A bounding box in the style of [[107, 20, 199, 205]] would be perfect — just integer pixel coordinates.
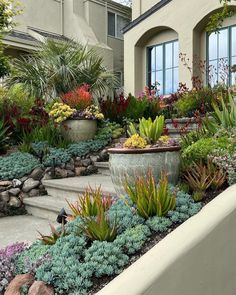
[[7, 39, 116, 99]]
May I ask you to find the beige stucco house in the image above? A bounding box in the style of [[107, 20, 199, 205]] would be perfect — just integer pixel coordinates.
[[124, 0, 236, 95], [3, 0, 131, 87]]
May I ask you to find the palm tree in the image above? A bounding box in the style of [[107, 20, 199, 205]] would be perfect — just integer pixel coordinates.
[[7, 39, 116, 99]]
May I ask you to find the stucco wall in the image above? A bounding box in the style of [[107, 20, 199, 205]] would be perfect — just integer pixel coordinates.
[[97, 185, 236, 295], [124, 0, 236, 95]]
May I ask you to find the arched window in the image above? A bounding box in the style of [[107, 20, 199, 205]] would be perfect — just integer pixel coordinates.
[[207, 25, 236, 86]]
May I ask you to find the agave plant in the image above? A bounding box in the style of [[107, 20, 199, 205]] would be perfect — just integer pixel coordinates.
[[124, 171, 176, 219], [128, 115, 164, 144], [67, 186, 112, 219], [7, 39, 116, 99]]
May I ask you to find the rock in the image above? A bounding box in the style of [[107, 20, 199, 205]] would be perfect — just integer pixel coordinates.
[[66, 170, 75, 177], [90, 155, 99, 162], [81, 158, 92, 167], [55, 168, 68, 178], [12, 179, 22, 188], [0, 191, 10, 202], [30, 167, 44, 180], [75, 167, 86, 176], [4, 274, 34, 295], [87, 165, 98, 175], [20, 176, 28, 183], [8, 196, 21, 208], [45, 167, 53, 173], [29, 189, 40, 197], [98, 149, 109, 161], [19, 192, 29, 199], [28, 281, 54, 295], [65, 163, 74, 171], [42, 173, 52, 181], [75, 157, 81, 161], [9, 188, 21, 196], [22, 178, 40, 193], [0, 180, 11, 187]]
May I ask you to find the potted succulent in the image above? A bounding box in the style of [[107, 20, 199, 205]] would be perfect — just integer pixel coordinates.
[[49, 85, 104, 142], [108, 115, 181, 196]]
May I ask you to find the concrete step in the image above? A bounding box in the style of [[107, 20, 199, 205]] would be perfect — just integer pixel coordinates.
[[42, 175, 116, 200], [94, 161, 110, 176], [24, 196, 69, 221]]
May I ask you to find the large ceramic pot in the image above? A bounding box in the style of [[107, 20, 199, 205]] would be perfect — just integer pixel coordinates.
[[61, 119, 97, 142], [108, 146, 181, 196]]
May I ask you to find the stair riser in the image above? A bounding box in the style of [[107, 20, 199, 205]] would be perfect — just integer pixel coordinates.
[[25, 205, 59, 222], [45, 186, 82, 201], [97, 168, 110, 176]]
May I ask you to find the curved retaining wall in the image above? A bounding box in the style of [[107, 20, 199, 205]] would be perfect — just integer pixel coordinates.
[[96, 185, 236, 295]]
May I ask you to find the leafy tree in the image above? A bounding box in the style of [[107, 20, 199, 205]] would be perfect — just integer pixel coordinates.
[[0, 0, 21, 78], [206, 0, 236, 33], [7, 39, 117, 99]]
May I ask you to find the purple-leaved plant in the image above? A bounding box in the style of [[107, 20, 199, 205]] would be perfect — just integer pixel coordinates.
[[0, 242, 28, 293]]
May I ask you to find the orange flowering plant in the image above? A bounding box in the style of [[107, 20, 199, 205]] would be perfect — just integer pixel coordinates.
[[61, 84, 92, 110]]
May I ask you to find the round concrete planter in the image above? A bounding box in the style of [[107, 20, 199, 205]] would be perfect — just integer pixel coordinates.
[[61, 119, 97, 142], [108, 146, 181, 196]]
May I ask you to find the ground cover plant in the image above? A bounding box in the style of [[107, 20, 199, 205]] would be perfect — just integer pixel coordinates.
[[0, 176, 202, 294]]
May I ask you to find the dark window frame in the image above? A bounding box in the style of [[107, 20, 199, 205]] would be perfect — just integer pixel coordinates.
[[147, 39, 179, 95]]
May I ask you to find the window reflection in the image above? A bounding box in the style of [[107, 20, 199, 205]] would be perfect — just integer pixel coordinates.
[[208, 26, 236, 86], [147, 40, 179, 95]]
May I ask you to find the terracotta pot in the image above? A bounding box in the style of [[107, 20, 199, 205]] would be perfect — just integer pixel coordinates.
[[108, 146, 181, 196], [61, 119, 97, 142]]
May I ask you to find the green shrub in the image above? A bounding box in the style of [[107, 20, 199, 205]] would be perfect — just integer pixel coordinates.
[[174, 87, 219, 117], [146, 217, 173, 233], [114, 225, 151, 254], [43, 148, 71, 167], [15, 243, 50, 275], [84, 241, 129, 277], [0, 152, 40, 180], [36, 235, 90, 295], [181, 136, 230, 166]]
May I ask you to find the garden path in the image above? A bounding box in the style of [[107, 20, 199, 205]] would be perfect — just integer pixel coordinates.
[[0, 215, 54, 248]]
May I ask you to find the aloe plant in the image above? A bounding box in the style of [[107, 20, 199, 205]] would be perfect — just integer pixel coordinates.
[[80, 209, 118, 242], [38, 223, 66, 245], [124, 171, 176, 219], [212, 94, 236, 128], [67, 186, 112, 219], [128, 115, 164, 144]]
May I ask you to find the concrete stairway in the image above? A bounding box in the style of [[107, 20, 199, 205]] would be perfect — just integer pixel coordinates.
[[94, 161, 110, 176], [24, 174, 116, 221]]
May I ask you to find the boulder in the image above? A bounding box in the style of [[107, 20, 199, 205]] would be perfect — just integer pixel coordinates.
[[75, 167, 86, 176], [87, 165, 98, 175], [4, 273, 34, 295], [8, 196, 21, 208], [9, 188, 21, 196], [90, 155, 99, 163], [0, 191, 10, 202], [55, 168, 68, 178], [29, 189, 40, 198], [30, 168, 44, 181], [81, 158, 92, 167], [28, 281, 54, 295], [0, 180, 11, 187], [12, 179, 22, 188], [65, 163, 75, 171], [66, 170, 75, 177], [22, 178, 40, 193], [42, 173, 52, 181]]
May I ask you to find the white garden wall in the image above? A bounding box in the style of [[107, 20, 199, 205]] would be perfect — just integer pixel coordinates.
[[97, 185, 236, 295]]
